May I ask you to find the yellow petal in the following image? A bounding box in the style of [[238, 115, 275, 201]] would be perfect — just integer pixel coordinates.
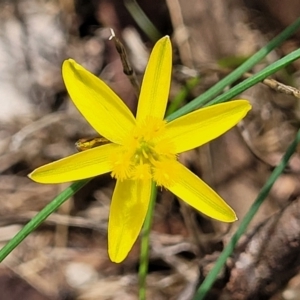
[[136, 36, 172, 122], [29, 143, 118, 183], [165, 100, 251, 153], [168, 162, 237, 222], [63, 59, 136, 144], [108, 179, 152, 263]]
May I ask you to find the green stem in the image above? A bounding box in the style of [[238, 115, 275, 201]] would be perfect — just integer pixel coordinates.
[[138, 182, 157, 300], [0, 179, 91, 261], [193, 129, 300, 300]]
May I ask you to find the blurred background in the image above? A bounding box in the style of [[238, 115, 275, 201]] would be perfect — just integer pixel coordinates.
[[1, 0, 300, 299]]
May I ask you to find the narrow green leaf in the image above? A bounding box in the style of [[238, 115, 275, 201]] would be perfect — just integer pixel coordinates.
[[166, 17, 300, 122], [0, 179, 90, 261], [193, 129, 300, 300]]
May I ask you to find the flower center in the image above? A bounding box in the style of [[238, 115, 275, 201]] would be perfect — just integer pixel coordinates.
[[110, 117, 178, 187]]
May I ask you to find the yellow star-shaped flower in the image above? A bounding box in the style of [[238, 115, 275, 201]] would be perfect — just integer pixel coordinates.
[[29, 36, 251, 263]]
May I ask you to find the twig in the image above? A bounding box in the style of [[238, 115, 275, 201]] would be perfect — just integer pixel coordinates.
[[109, 28, 140, 97], [244, 72, 300, 99]]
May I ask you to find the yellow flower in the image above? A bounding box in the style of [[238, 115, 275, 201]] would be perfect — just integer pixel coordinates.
[[29, 36, 251, 263]]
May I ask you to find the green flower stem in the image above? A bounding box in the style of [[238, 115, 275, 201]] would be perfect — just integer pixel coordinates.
[[193, 128, 300, 300], [166, 17, 300, 121], [139, 182, 157, 300], [0, 179, 91, 261]]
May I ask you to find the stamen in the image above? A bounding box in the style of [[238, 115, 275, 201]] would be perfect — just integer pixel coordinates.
[[153, 159, 179, 187], [110, 116, 177, 186], [142, 149, 148, 159]]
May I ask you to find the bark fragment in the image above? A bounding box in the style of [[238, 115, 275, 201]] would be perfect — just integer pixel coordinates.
[[225, 197, 300, 299]]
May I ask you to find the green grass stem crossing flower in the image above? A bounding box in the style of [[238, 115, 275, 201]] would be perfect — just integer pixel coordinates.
[[29, 36, 251, 263]]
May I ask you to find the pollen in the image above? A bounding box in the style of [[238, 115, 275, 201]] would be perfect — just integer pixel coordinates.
[[110, 117, 177, 186]]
